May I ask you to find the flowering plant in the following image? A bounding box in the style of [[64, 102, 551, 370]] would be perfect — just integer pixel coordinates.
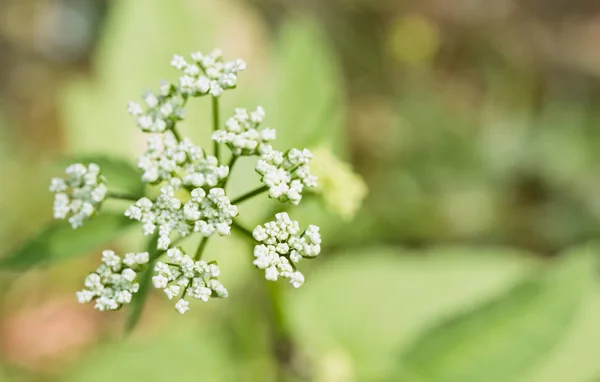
[[50, 49, 324, 316]]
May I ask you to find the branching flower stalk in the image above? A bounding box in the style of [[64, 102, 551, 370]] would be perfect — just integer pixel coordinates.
[[50, 48, 322, 316]]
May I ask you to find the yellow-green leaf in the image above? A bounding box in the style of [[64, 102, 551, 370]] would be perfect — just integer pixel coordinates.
[[1, 213, 134, 270], [395, 246, 592, 382]]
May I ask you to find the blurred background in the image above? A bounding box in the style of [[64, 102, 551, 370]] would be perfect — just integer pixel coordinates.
[[2, 0, 600, 381]]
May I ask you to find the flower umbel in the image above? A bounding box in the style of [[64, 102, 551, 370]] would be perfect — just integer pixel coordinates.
[[211, 107, 276, 156], [50, 163, 108, 228], [125, 186, 238, 250], [252, 212, 321, 288], [50, 48, 331, 322], [310, 146, 368, 220], [152, 247, 227, 314], [137, 131, 229, 189], [76, 250, 149, 311], [256, 145, 318, 205]]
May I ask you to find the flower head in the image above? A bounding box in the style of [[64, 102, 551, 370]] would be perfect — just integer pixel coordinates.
[[172, 49, 246, 97], [137, 131, 229, 190], [76, 250, 149, 311], [252, 212, 321, 288], [212, 106, 275, 156], [152, 247, 227, 314], [310, 147, 368, 220], [127, 83, 185, 133], [125, 186, 237, 250], [256, 145, 317, 205], [50, 163, 108, 228]]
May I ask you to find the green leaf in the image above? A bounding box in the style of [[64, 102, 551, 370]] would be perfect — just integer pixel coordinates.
[[516, 254, 600, 382], [125, 235, 160, 334], [395, 246, 592, 382], [60, 0, 218, 156], [124, 261, 154, 334], [268, 17, 346, 154], [1, 213, 134, 270], [65, 320, 234, 382], [59, 155, 144, 196], [285, 246, 539, 380]]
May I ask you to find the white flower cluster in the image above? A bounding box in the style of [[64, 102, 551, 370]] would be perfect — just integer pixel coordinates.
[[256, 145, 318, 205], [127, 49, 245, 133], [125, 186, 238, 250], [127, 83, 185, 133], [50, 163, 108, 228], [61, 48, 328, 317], [211, 107, 276, 156], [152, 247, 228, 314], [138, 131, 228, 189], [252, 212, 321, 288], [76, 250, 149, 311], [185, 188, 238, 237], [171, 49, 246, 97]]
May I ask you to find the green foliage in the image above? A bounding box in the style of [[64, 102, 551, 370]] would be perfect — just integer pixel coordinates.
[[65, 320, 235, 382], [522, 282, 600, 382], [267, 17, 346, 154], [394, 246, 591, 382], [60, 0, 217, 155], [286, 246, 539, 380], [285, 245, 598, 381], [1, 213, 134, 271], [125, 234, 160, 334]]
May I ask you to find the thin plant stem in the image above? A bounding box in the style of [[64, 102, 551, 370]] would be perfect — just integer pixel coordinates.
[[171, 125, 182, 142], [107, 192, 140, 202], [212, 96, 220, 162], [194, 236, 210, 261], [231, 220, 255, 241], [231, 220, 298, 381], [231, 185, 269, 205], [222, 155, 238, 189]]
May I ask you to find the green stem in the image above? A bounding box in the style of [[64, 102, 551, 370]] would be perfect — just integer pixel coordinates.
[[125, 233, 159, 334], [231, 220, 299, 381], [266, 282, 298, 381], [231, 220, 255, 241], [212, 96, 220, 162], [171, 125, 182, 142], [194, 237, 210, 261], [231, 185, 269, 205], [107, 192, 140, 202], [222, 155, 238, 189]]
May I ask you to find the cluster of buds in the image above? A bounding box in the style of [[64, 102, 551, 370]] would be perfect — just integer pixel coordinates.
[[125, 186, 238, 250], [212, 107, 276, 156], [252, 212, 321, 288], [50, 163, 108, 228], [256, 145, 318, 205], [170, 49, 246, 97], [76, 250, 149, 311], [138, 131, 229, 189], [152, 247, 227, 314]]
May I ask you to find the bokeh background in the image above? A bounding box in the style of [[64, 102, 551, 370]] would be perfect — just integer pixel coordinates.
[[2, 0, 600, 381]]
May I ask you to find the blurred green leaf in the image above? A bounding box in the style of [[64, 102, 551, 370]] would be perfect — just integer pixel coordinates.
[[61, 0, 217, 155], [520, 271, 600, 381], [59, 155, 144, 196], [65, 320, 235, 382], [1, 213, 134, 270], [395, 246, 592, 382], [268, 17, 346, 154], [125, 234, 159, 334], [286, 246, 539, 380]]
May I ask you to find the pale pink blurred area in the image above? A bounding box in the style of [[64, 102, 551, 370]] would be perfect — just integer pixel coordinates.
[[1, 298, 101, 374]]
